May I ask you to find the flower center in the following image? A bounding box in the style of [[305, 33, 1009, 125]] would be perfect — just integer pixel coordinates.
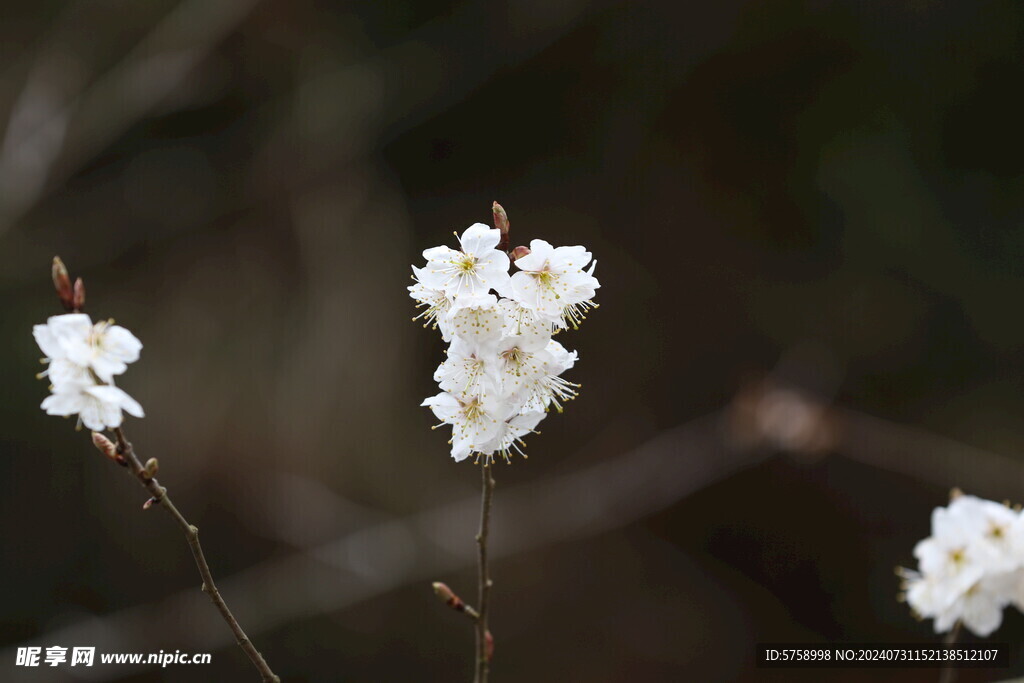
[[455, 255, 477, 274], [501, 347, 524, 366], [534, 269, 555, 287], [462, 397, 486, 422]]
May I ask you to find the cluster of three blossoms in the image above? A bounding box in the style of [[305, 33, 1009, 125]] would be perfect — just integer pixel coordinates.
[[34, 313, 144, 431], [902, 493, 1024, 637], [409, 222, 600, 463]]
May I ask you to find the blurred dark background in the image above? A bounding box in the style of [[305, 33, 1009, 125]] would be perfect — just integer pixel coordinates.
[[3, 0, 1024, 681]]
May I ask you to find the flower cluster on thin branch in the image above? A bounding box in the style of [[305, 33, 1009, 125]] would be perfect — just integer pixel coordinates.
[[413, 203, 600, 683], [33, 258, 280, 683], [410, 205, 600, 464], [900, 490, 1024, 637], [35, 260, 144, 431]]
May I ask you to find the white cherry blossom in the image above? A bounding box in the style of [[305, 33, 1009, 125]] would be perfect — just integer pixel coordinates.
[[68, 320, 143, 384], [422, 392, 503, 462], [510, 240, 599, 329], [446, 293, 503, 342], [409, 267, 453, 340], [34, 313, 142, 384], [419, 224, 512, 299], [434, 337, 498, 401], [902, 493, 1024, 637], [411, 209, 599, 464], [484, 409, 546, 463], [35, 313, 145, 430], [41, 384, 144, 431]]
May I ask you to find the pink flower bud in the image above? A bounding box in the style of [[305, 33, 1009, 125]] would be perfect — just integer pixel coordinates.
[[510, 246, 531, 261], [52, 257, 74, 312], [72, 277, 86, 312], [92, 432, 119, 460], [492, 202, 510, 252]]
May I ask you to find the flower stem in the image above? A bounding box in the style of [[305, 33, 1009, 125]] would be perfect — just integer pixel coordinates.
[[475, 464, 495, 683], [938, 620, 961, 683], [111, 427, 281, 683]]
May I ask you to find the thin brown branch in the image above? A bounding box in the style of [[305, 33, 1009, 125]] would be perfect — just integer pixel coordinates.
[[938, 620, 961, 683], [475, 464, 495, 683], [110, 427, 281, 683]]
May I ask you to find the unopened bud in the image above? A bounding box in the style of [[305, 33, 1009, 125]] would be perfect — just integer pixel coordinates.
[[510, 246, 531, 261], [485, 630, 494, 662], [92, 432, 119, 460], [144, 458, 159, 478], [492, 202, 510, 252], [52, 257, 74, 312], [432, 581, 480, 619], [142, 497, 159, 510], [433, 582, 464, 610], [72, 277, 86, 312], [950, 487, 963, 502]]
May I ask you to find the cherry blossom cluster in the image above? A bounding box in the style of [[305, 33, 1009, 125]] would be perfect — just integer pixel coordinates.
[[901, 493, 1024, 637], [410, 221, 599, 464], [34, 314, 144, 431]]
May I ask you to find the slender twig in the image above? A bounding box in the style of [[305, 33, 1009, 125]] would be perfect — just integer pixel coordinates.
[[475, 464, 495, 683], [938, 620, 961, 683], [110, 426, 281, 683]]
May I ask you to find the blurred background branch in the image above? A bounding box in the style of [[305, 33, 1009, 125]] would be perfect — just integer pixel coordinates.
[[5, 1, 1024, 681]]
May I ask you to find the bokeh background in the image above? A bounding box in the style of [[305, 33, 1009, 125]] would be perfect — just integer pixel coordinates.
[[2, 1, 1024, 681]]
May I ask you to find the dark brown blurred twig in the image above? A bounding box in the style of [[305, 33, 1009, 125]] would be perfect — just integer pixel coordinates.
[[110, 427, 280, 683], [52, 260, 280, 683], [7, 410, 747, 682], [20, 391, 1024, 683], [475, 465, 495, 683], [0, 0, 262, 235]]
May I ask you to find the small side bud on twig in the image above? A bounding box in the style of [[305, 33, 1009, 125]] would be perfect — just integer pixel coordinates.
[[493, 201, 510, 252], [52, 257, 75, 312], [92, 431, 117, 458], [73, 277, 86, 312], [510, 245, 531, 261], [142, 497, 159, 510], [485, 630, 494, 662], [432, 582, 480, 620], [92, 432, 127, 466], [144, 458, 159, 479]]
